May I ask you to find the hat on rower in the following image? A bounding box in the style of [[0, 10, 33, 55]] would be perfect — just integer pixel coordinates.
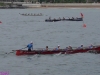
[[31, 41, 33, 44], [58, 45, 60, 47]]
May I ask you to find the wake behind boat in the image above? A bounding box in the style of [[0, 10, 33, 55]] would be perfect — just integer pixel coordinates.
[[13, 46, 100, 56]]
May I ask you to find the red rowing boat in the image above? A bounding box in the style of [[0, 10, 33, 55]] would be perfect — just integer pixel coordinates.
[[15, 46, 100, 56]]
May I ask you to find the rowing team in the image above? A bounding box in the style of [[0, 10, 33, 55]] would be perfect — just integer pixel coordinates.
[[26, 41, 95, 51], [48, 17, 65, 20], [48, 17, 79, 20], [54, 44, 94, 50], [19, 13, 42, 16]]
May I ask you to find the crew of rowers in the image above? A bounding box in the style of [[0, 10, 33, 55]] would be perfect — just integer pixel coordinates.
[[48, 17, 64, 20], [27, 41, 94, 51], [45, 44, 94, 51], [19, 13, 43, 16], [48, 17, 79, 20]]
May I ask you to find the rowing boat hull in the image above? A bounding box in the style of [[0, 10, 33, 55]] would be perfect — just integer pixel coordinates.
[[15, 46, 100, 56], [45, 19, 61, 22]]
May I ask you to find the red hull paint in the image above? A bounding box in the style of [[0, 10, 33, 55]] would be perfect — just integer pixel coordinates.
[[15, 46, 100, 56]]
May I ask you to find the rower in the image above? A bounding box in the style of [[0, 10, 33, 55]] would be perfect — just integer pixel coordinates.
[[22, 13, 24, 15], [31, 13, 33, 15], [49, 17, 51, 20], [27, 41, 33, 52], [46, 46, 48, 50], [63, 17, 65, 20], [72, 17, 74, 19], [54, 18, 56, 20], [40, 13, 42, 15], [25, 13, 27, 15], [55, 45, 60, 50], [34, 14, 36, 16], [59, 17, 61, 20], [65, 47, 69, 50], [68, 17, 70, 19], [68, 45, 73, 50], [89, 44, 94, 49], [78, 44, 84, 49]]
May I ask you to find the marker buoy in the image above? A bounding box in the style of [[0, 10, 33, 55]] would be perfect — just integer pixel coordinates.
[[83, 24, 86, 27], [0, 21, 2, 23]]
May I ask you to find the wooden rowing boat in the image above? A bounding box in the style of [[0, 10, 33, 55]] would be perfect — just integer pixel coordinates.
[[14, 46, 100, 56]]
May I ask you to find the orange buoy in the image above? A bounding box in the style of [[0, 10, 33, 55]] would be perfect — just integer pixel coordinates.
[[0, 21, 2, 23], [83, 24, 86, 27]]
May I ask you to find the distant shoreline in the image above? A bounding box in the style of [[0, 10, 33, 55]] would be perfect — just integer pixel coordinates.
[[41, 3, 100, 8], [0, 3, 100, 9]]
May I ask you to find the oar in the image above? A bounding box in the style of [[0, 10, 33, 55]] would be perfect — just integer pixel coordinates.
[[5, 47, 27, 54], [12, 47, 27, 51]]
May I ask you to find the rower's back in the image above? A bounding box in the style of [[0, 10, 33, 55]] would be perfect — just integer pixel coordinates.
[[46, 46, 48, 50]]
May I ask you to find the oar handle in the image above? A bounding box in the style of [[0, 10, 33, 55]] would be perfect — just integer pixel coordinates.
[[12, 50, 16, 51], [20, 47, 27, 50]]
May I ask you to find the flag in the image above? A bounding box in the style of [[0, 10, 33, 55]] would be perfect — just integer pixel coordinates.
[[80, 13, 83, 18]]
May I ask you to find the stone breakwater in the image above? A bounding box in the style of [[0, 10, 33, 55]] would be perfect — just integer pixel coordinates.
[[22, 3, 100, 8]]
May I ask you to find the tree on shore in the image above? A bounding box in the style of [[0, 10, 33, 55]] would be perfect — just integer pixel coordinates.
[[1, 0, 100, 3], [38, 0, 92, 3]]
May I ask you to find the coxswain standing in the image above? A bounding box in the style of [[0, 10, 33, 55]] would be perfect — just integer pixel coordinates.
[[27, 41, 33, 52]]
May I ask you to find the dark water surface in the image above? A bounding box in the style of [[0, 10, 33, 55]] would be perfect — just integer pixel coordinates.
[[0, 8, 100, 75]]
